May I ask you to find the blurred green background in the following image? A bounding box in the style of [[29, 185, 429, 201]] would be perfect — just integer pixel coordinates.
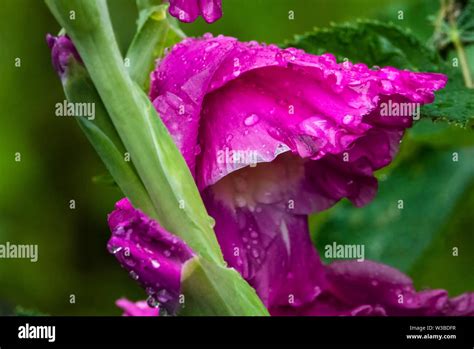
[[0, 0, 472, 315]]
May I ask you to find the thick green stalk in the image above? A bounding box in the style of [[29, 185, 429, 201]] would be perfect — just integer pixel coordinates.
[[63, 61, 156, 215], [45, 0, 223, 264], [180, 257, 269, 316]]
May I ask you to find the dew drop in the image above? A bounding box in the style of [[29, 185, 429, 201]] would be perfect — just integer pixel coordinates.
[[194, 144, 202, 156], [123, 255, 137, 267], [342, 114, 354, 125], [107, 245, 122, 254], [204, 41, 220, 52], [146, 287, 156, 296], [114, 226, 125, 236], [147, 295, 160, 308], [208, 216, 216, 229], [129, 270, 139, 280], [151, 259, 161, 269], [244, 114, 260, 126], [235, 195, 247, 208], [156, 289, 173, 303]]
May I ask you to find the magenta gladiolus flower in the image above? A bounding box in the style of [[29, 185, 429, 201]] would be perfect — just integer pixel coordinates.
[[116, 298, 159, 316], [168, 0, 222, 23], [108, 198, 195, 315], [107, 34, 473, 316]]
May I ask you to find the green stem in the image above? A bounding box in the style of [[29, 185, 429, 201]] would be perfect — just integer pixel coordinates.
[[448, 0, 473, 88], [126, 3, 185, 89], [432, 0, 447, 44], [64, 61, 156, 216], [45, 0, 224, 264], [451, 29, 474, 88]]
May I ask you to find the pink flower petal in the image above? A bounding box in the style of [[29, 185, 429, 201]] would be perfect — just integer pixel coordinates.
[[116, 298, 159, 316]]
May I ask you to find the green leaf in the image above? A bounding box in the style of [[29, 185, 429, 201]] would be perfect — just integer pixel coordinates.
[[408, 119, 474, 147], [92, 173, 117, 187], [421, 85, 474, 127], [63, 60, 156, 215], [179, 257, 269, 316], [14, 306, 47, 316], [410, 180, 474, 294], [126, 2, 185, 90], [284, 20, 442, 71], [312, 146, 474, 273]]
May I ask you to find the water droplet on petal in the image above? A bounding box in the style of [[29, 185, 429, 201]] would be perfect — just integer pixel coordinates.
[[204, 41, 220, 52], [114, 226, 125, 236], [123, 254, 137, 267], [147, 295, 160, 308], [107, 245, 122, 254], [235, 195, 247, 208], [146, 287, 156, 296], [129, 270, 139, 280], [151, 259, 161, 269], [208, 216, 216, 229], [244, 114, 260, 126], [194, 144, 202, 156], [342, 114, 354, 125], [251, 249, 260, 258], [156, 289, 173, 303]]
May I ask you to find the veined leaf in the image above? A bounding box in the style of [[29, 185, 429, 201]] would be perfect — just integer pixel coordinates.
[[284, 20, 441, 71], [421, 86, 474, 127]]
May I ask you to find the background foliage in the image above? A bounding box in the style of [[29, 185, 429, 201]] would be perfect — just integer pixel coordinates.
[[0, 0, 472, 315]]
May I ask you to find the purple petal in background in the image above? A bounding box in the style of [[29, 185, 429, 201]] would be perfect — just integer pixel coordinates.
[[168, 0, 222, 23], [107, 199, 195, 315], [116, 298, 159, 316], [272, 260, 474, 316]]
